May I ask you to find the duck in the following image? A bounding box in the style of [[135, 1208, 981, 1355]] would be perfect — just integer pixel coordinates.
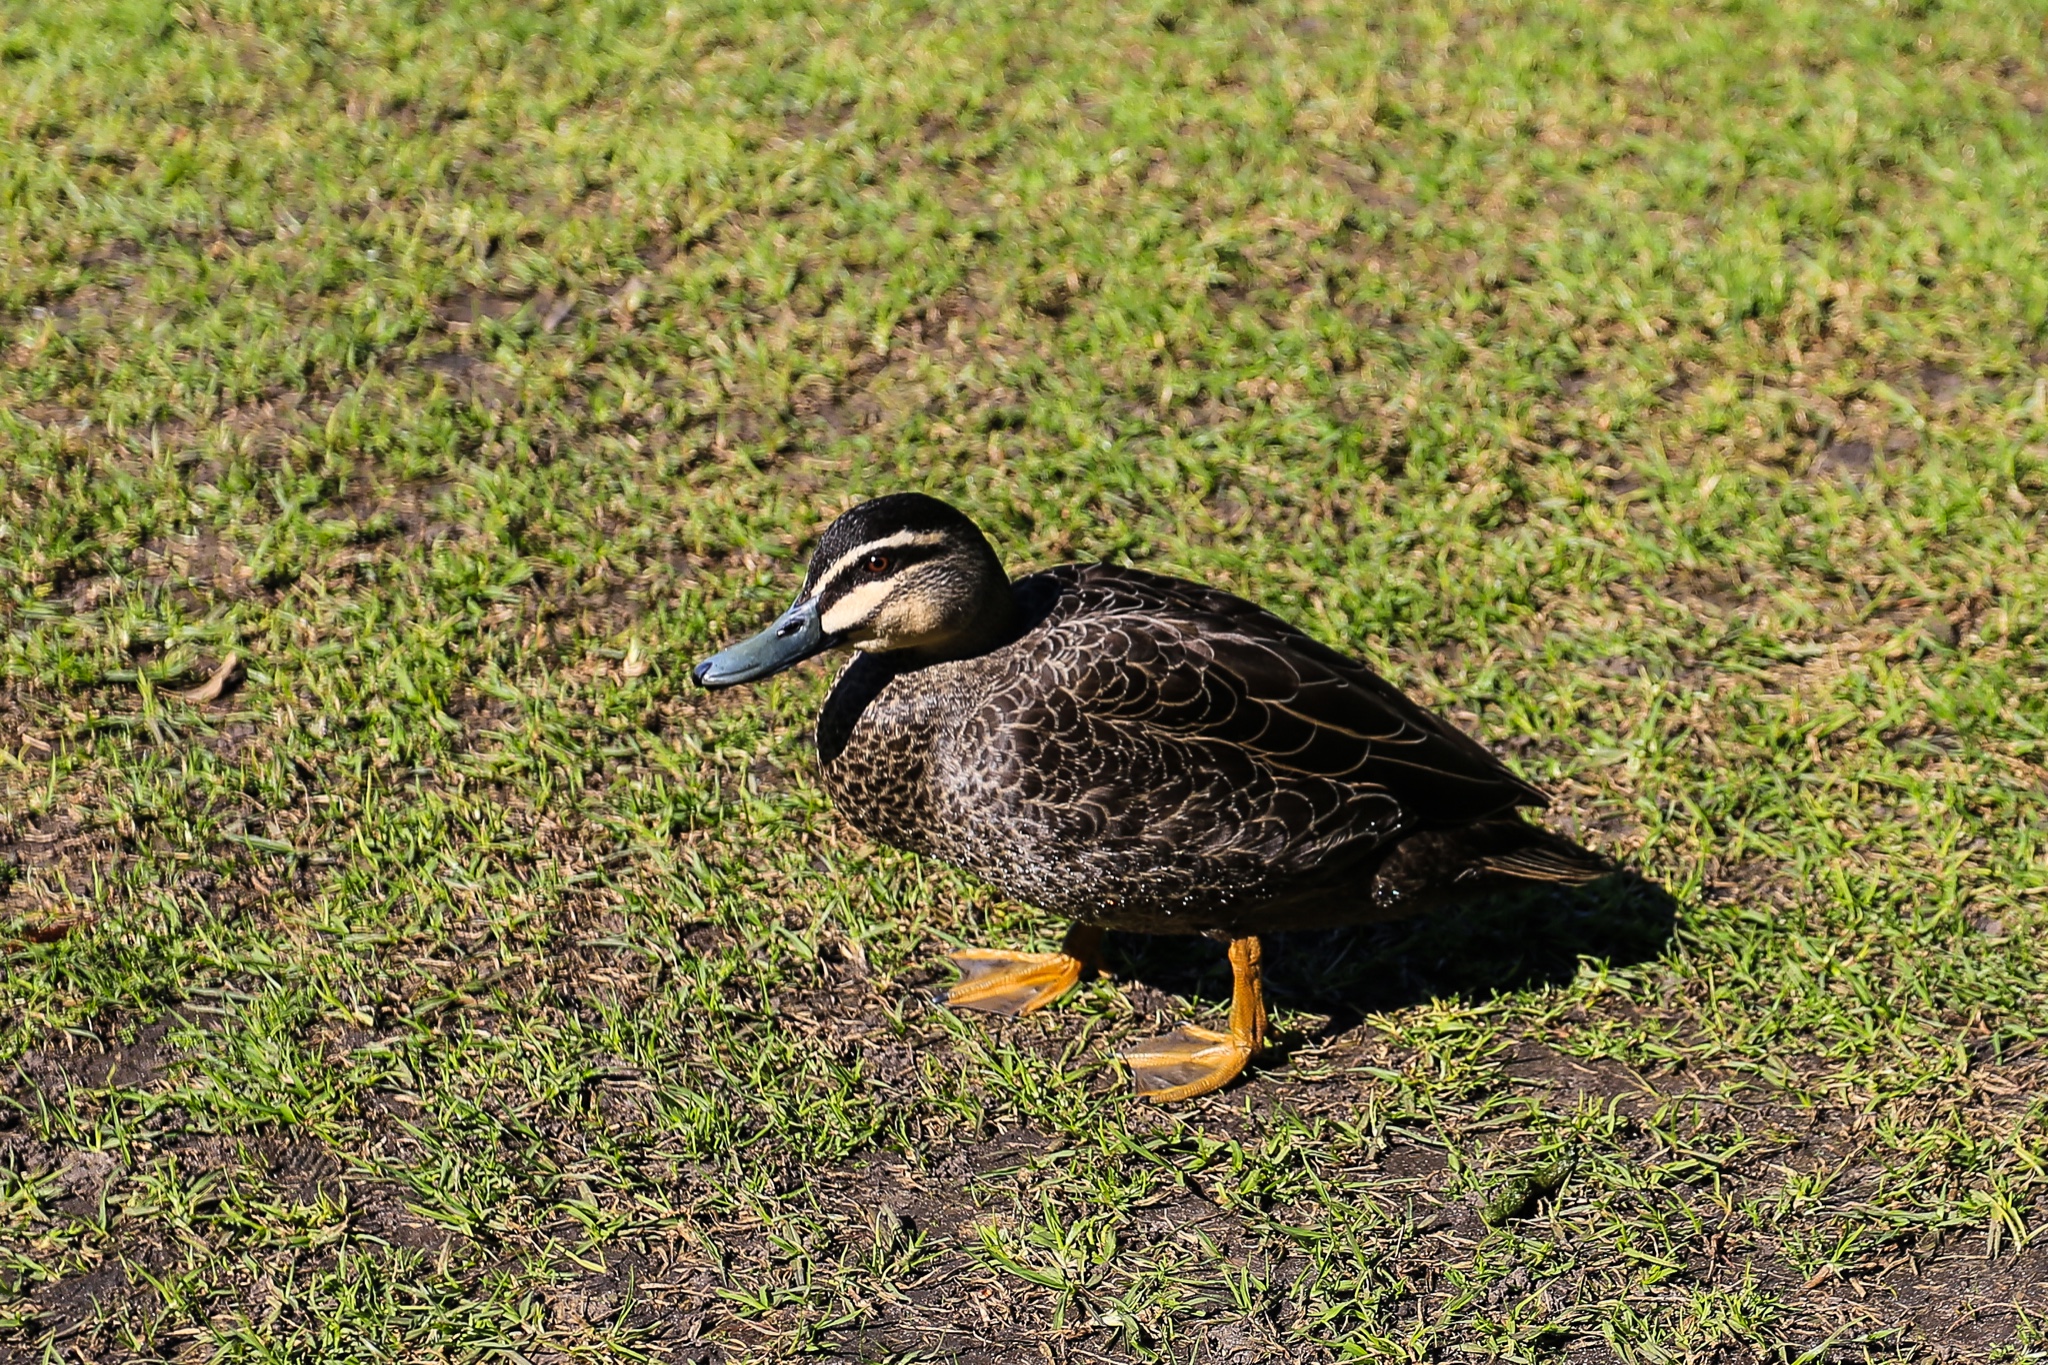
[[693, 493, 1609, 1103]]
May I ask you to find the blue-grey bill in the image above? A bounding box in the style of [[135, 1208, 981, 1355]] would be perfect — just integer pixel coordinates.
[[692, 598, 831, 688]]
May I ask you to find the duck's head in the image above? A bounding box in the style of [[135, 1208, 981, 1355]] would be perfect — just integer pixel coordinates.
[[692, 493, 1014, 688]]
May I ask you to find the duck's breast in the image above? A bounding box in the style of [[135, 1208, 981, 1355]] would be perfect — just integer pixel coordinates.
[[816, 651, 957, 856]]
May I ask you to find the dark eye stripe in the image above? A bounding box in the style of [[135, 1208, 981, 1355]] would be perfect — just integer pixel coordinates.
[[814, 541, 948, 604]]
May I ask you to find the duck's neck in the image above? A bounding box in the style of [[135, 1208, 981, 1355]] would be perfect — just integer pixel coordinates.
[[889, 580, 1021, 669], [820, 584, 1019, 767]]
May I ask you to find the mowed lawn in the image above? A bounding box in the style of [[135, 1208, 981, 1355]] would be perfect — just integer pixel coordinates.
[[3, 0, 2047, 1359]]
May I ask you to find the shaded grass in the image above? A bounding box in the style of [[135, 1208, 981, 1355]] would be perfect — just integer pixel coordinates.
[[3, 0, 2048, 1359]]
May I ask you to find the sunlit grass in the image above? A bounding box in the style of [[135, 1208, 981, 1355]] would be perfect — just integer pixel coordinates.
[[2, 0, 2046, 1358]]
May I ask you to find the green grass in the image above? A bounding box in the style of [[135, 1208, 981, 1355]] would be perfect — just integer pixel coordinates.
[[3, 0, 2047, 1358]]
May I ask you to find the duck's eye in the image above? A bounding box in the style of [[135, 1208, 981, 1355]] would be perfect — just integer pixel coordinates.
[[863, 553, 891, 574]]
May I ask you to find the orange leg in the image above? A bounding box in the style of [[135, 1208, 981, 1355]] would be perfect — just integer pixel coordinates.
[[945, 924, 1105, 1017], [1121, 935, 1266, 1103]]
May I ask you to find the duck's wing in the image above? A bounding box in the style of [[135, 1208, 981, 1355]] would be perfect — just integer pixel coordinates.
[[956, 565, 1542, 898], [1132, 564, 1534, 802]]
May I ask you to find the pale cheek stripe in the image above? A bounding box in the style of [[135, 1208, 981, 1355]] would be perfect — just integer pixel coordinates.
[[820, 579, 896, 636]]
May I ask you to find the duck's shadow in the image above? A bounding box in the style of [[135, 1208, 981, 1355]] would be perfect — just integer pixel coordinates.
[[1104, 868, 1678, 1049]]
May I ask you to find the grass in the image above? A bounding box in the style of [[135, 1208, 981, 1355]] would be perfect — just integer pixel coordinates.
[[2, 0, 2046, 1358]]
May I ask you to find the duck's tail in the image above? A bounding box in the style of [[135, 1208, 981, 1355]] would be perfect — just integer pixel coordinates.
[[1370, 817, 1612, 915], [1472, 831, 1613, 885]]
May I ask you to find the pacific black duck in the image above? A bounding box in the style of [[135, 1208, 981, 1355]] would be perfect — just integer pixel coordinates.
[[695, 493, 1608, 1102]]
